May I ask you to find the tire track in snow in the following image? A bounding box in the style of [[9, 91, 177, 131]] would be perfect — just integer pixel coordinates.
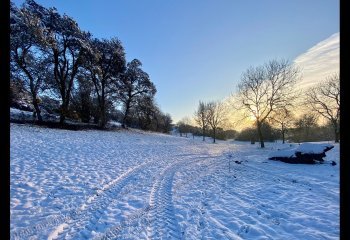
[[147, 155, 219, 240], [147, 162, 182, 239], [52, 161, 156, 240], [93, 205, 153, 240], [11, 162, 150, 240], [90, 154, 210, 240]]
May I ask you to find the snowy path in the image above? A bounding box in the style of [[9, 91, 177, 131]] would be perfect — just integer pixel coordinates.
[[10, 124, 339, 239]]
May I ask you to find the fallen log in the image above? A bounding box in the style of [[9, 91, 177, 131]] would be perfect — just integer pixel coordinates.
[[268, 143, 334, 164]]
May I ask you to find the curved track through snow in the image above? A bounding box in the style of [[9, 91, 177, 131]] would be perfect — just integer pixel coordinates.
[[11, 162, 152, 240], [93, 154, 225, 240]]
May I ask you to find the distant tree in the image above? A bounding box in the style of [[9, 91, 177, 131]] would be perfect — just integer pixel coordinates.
[[132, 95, 158, 130], [235, 127, 257, 142], [236, 59, 299, 148], [10, 3, 50, 122], [83, 37, 126, 127], [194, 101, 209, 141], [178, 117, 192, 137], [161, 113, 173, 134], [292, 113, 318, 142], [306, 73, 340, 142], [224, 129, 237, 139], [236, 122, 278, 142], [152, 111, 173, 134], [269, 108, 295, 143], [116, 59, 156, 128], [206, 101, 227, 143]]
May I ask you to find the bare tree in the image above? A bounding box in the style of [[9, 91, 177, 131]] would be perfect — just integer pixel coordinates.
[[194, 101, 208, 141], [306, 73, 340, 142], [206, 101, 227, 143], [237, 59, 299, 148], [178, 117, 191, 137], [269, 108, 294, 144]]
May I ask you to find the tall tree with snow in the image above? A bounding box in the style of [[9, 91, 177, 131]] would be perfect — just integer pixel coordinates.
[[236, 59, 299, 148], [116, 59, 156, 128], [10, 2, 49, 122], [83, 37, 126, 127], [306, 73, 340, 142], [23, 0, 92, 124]]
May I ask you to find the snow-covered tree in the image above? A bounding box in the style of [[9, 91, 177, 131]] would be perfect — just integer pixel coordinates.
[[22, 0, 92, 124], [82, 37, 126, 127], [10, 2, 50, 122], [116, 59, 156, 128]]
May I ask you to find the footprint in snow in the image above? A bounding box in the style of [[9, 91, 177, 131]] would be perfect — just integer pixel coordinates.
[[238, 225, 250, 235]]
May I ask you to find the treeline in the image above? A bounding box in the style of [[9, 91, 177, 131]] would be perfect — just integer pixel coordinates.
[[10, 0, 172, 133], [235, 115, 334, 143], [182, 59, 339, 146], [176, 122, 237, 141]]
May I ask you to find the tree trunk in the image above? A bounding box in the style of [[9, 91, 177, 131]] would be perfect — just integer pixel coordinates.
[[335, 130, 339, 143], [59, 95, 70, 125], [99, 101, 106, 128], [257, 121, 265, 148], [32, 98, 42, 123], [59, 113, 65, 124], [333, 121, 339, 143], [213, 128, 216, 143], [60, 102, 68, 125], [202, 127, 205, 141], [122, 100, 131, 128], [99, 83, 107, 128], [282, 124, 285, 144]]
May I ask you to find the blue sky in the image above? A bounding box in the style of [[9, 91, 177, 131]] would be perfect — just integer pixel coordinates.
[[12, 0, 339, 122]]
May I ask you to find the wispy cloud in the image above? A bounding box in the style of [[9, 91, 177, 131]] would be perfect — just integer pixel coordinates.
[[294, 32, 339, 90]]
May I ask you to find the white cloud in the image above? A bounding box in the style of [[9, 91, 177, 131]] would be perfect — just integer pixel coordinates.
[[294, 32, 339, 90]]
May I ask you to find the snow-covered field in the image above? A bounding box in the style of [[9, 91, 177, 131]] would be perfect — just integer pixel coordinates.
[[10, 123, 339, 239]]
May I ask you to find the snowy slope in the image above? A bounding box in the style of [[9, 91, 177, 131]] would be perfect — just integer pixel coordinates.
[[10, 124, 339, 239]]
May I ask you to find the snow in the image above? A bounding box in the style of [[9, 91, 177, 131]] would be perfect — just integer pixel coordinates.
[[269, 142, 334, 158], [295, 143, 334, 154], [10, 107, 60, 121], [106, 120, 122, 128], [10, 123, 339, 239], [10, 107, 33, 120], [269, 148, 296, 158]]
